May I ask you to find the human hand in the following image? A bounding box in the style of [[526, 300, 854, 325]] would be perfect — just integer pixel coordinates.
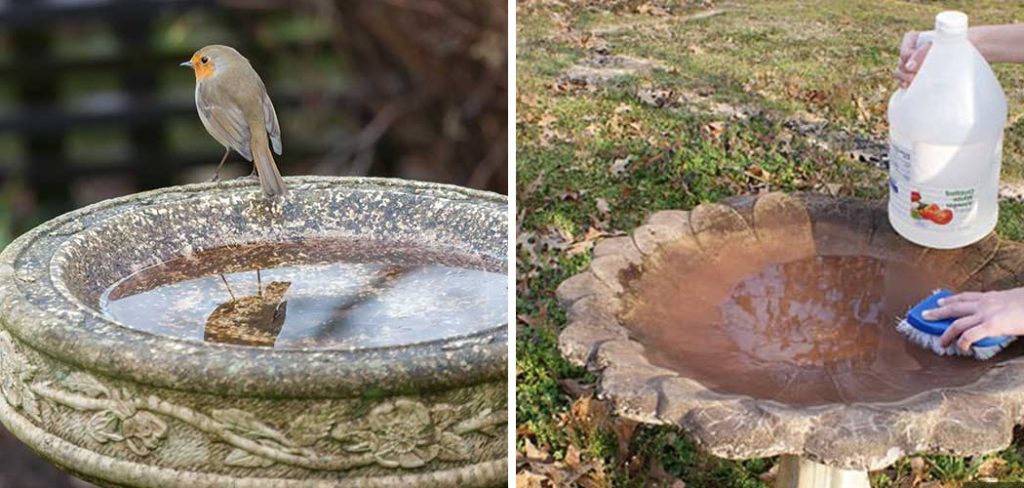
[[893, 31, 932, 88], [921, 288, 1024, 352]]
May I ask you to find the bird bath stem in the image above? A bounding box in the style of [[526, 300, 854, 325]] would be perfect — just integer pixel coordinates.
[[776, 456, 869, 488]]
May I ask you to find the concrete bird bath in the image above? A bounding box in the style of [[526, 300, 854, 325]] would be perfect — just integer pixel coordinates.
[[558, 192, 1024, 487], [0, 176, 507, 488]]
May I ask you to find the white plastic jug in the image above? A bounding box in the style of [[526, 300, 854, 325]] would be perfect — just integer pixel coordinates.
[[887, 11, 1007, 249]]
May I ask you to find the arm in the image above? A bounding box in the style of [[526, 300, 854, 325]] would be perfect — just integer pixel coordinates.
[[895, 24, 1024, 87], [969, 24, 1024, 64]]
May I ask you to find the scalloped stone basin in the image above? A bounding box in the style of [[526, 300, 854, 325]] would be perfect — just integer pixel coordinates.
[[0, 177, 507, 488], [557, 193, 1024, 473], [629, 250, 1019, 407]]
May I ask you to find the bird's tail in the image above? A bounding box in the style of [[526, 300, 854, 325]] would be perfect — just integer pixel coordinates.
[[251, 129, 287, 197]]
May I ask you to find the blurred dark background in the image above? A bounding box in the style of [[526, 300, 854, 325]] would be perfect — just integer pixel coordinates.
[[0, 0, 506, 485], [0, 0, 507, 246]]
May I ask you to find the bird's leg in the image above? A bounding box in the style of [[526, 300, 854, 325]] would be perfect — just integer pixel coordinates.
[[210, 148, 231, 182], [256, 268, 263, 297], [219, 274, 236, 301]]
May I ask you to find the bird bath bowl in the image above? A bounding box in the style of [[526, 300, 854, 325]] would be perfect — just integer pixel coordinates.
[[0, 176, 507, 488], [557, 192, 1024, 487]]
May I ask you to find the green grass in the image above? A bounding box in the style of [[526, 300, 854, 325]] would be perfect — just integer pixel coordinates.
[[516, 0, 1024, 485]]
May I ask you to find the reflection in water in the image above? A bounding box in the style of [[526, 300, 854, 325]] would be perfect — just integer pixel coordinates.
[[204, 272, 291, 347], [99, 241, 506, 350], [627, 255, 1019, 406], [720, 257, 894, 366]]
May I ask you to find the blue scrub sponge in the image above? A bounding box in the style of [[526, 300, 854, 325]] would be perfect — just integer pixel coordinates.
[[896, 289, 1012, 360]]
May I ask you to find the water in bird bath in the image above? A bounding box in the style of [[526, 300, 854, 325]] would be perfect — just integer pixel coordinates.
[[100, 239, 506, 349], [626, 253, 1020, 406]]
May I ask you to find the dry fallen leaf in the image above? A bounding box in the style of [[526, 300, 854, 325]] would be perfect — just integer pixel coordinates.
[[595, 198, 611, 216], [567, 227, 609, 256], [637, 87, 674, 108], [516, 470, 550, 488], [636, 2, 669, 16], [976, 456, 1008, 478], [564, 444, 582, 467], [703, 121, 726, 138], [523, 438, 551, 462], [610, 157, 632, 177], [516, 424, 534, 439], [568, 396, 613, 432], [908, 456, 926, 477]]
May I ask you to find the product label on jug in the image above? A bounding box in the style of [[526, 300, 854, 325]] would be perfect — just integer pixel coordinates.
[[888, 139, 982, 230]]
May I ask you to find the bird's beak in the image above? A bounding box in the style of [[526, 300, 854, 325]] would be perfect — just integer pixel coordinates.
[[179, 61, 192, 68]]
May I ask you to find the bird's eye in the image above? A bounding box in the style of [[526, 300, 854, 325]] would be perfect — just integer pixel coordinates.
[[200, 56, 209, 64]]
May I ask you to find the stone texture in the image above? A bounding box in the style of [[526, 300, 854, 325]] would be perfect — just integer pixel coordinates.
[[588, 255, 633, 295], [555, 270, 617, 309], [752, 192, 815, 263], [632, 223, 685, 256], [0, 176, 507, 487], [592, 236, 643, 264], [558, 191, 1024, 471], [802, 194, 874, 256], [643, 210, 689, 229], [689, 203, 759, 261], [918, 233, 1001, 288]]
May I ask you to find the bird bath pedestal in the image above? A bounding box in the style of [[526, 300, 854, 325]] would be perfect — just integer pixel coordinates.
[[558, 192, 1024, 486], [0, 176, 507, 488], [776, 456, 869, 488]]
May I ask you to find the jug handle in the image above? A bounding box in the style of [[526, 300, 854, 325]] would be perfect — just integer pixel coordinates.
[[895, 31, 935, 94], [916, 30, 936, 47]]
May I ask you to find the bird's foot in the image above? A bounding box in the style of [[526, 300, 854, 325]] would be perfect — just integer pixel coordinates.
[[235, 167, 258, 180]]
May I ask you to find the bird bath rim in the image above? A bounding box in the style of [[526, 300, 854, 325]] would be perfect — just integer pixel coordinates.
[[0, 176, 508, 399], [557, 192, 1024, 471]]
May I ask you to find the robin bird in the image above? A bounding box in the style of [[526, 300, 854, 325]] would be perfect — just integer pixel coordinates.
[[181, 45, 287, 196]]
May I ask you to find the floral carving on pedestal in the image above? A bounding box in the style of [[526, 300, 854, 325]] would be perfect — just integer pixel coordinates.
[[0, 331, 41, 422], [56, 372, 169, 457], [88, 408, 167, 456], [330, 399, 472, 468], [0, 328, 506, 471]]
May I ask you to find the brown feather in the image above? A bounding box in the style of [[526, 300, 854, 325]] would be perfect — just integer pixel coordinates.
[[251, 128, 287, 196]]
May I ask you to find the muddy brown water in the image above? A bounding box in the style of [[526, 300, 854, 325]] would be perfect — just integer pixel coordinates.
[[100, 240, 506, 349], [626, 252, 1021, 406]]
